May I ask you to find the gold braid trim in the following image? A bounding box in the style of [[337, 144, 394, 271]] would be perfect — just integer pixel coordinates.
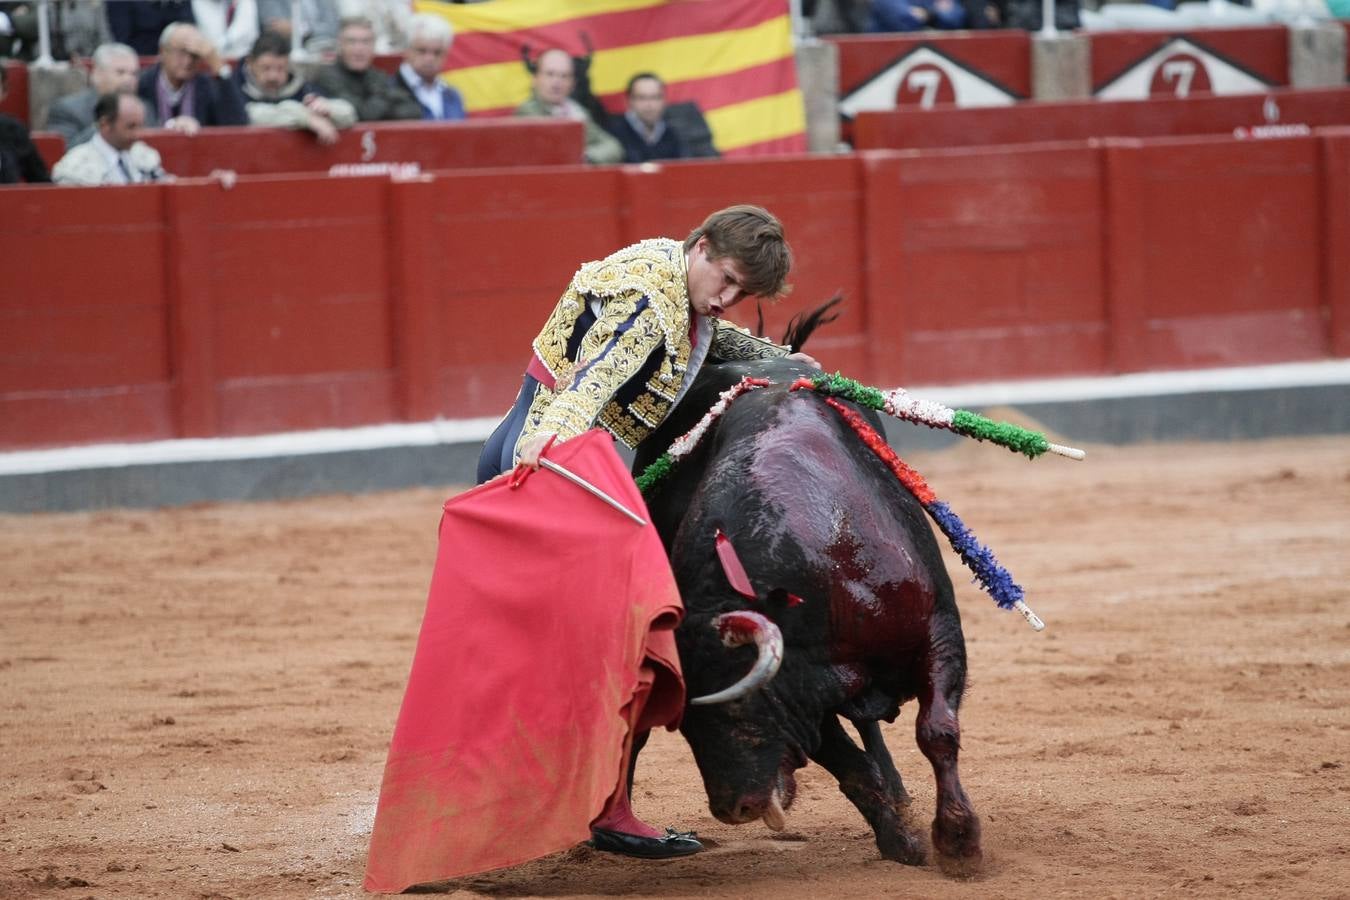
[[711, 320, 791, 360], [520, 239, 692, 454]]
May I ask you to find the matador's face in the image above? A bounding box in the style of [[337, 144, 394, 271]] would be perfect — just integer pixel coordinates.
[[686, 237, 752, 319]]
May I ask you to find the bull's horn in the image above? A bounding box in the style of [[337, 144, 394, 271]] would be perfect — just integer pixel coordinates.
[[689, 611, 784, 706]]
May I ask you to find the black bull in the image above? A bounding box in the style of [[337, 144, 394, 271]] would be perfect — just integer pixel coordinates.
[[632, 350, 982, 872]]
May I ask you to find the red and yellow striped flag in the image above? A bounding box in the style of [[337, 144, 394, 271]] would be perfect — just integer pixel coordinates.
[[416, 0, 806, 157]]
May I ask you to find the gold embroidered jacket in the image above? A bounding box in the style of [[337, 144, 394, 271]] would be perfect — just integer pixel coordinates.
[[521, 238, 788, 451]]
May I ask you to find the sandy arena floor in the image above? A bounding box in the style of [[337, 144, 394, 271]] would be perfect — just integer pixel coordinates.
[[1, 429, 1347, 899]]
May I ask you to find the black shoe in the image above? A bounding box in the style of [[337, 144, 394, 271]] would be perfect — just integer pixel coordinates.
[[588, 827, 704, 859]]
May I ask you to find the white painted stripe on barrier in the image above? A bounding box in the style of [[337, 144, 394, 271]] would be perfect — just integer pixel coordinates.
[[906, 359, 1350, 408], [2, 359, 1348, 477], [0, 418, 503, 476]]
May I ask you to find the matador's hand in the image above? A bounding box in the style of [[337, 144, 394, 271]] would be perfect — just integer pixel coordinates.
[[518, 432, 559, 469]]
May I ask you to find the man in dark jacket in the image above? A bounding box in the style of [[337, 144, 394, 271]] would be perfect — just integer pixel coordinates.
[[311, 15, 421, 122], [136, 22, 247, 134], [0, 61, 49, 183], [234, 30, 356, 144], [107, 0, 195, 57], [607, 73, 687, 164]]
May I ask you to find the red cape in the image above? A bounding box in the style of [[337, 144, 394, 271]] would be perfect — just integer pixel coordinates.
[[364, 430, 685, 893]]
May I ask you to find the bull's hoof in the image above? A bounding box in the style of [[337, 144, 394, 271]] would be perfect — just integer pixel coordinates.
[[931, 813, 983, 878], [876, 829, 926, 866], [588, 827, 704, 859]]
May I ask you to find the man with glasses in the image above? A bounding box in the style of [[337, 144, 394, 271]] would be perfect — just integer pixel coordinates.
[[135, 22, 247, 134]]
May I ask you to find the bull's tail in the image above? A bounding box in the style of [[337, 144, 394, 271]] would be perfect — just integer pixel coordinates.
[[781, 294, 844, 353]]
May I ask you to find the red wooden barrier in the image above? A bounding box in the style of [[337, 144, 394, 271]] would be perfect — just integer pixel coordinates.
[[1323, 127, 1350, 358], [0, 60, 29, 124], [0, 184, 173, 446], [415, 166, 627, 419], [1090, 26, 1288, 99], [1103, 134, 1326, 372], [31, 131, 64, 168], [862, 144, 1108, 387], [31, 119, 584, 176], [181, 175, 396, 435], [148, 118, 584, 176], [853, 87, 1350, 151], [4, 133, 1346, 451]]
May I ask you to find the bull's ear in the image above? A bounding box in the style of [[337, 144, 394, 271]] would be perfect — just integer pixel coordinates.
[[767, 588, 805, 608]]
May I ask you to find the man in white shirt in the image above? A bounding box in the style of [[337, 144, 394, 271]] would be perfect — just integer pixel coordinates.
[[192, 0, 261, 61], [52, 93, 168, 186], [391, 12, 464, 121]]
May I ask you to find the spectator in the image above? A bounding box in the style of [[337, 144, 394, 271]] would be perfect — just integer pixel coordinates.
[[46, 42, 142, 148], [257, 0, 340, 56], [0, 1, 112, 61], [869, 0, 968, 30], [515, 47, 622, 166], [51, 0, 113, 60], [311, 16, 420, 121], [962, 0, 1004, 28], [0, 1, 37, 59], [191, 0, 260, 61], [52, 91, 167, 185], [237, 29, 354, 144], [608, 73, 687, 164], [136, 22, 248, 134], [339, 0, 411, 54], [0, 61, 48, 182], [806, 0, 871, 33], [107, 0, 195, 57], [391, 12, 463, 121], [1003, 0, 1079, 30]]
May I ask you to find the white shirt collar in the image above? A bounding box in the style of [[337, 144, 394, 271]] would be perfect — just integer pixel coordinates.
[[90, 132, 142, 184], [399, 62, 442, 117]]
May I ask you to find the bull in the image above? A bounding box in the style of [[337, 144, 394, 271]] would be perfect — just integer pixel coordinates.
[[632, 308, 983, 873]]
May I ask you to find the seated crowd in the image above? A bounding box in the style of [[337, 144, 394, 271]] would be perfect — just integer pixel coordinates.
[[0, 6, 714, 186]]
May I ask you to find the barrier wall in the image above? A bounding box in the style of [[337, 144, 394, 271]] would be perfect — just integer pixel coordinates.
[[1103, 134, 1326, 370], [30, 132, 63, 170], [0, 60, 29, 124], [863, 144, 1107, 386], [3, 186, 172, 446], [853, 87, 1350, 150], [30, 118, 585, 175], [1321, 127, 1350, 358], [2, 133, 1345, 450]]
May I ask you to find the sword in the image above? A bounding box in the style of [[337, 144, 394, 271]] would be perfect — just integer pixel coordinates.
[[538, 458, 648, 527]]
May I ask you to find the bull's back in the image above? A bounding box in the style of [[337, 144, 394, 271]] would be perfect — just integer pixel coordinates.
[[675, 387, 950, 659]]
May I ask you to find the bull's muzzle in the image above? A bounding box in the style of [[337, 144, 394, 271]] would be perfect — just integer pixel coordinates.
[[688, 610, 784, 706]]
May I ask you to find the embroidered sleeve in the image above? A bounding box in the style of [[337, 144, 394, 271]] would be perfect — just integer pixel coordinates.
[[710, 320, 790, 360], [523, 292, 668, 445]]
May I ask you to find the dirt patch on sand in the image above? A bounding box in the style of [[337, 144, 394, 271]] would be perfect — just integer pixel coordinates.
[[2, 434, 1347, 898]]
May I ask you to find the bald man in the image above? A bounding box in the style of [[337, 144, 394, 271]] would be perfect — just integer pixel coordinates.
[[514, 48, 622, 166]]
